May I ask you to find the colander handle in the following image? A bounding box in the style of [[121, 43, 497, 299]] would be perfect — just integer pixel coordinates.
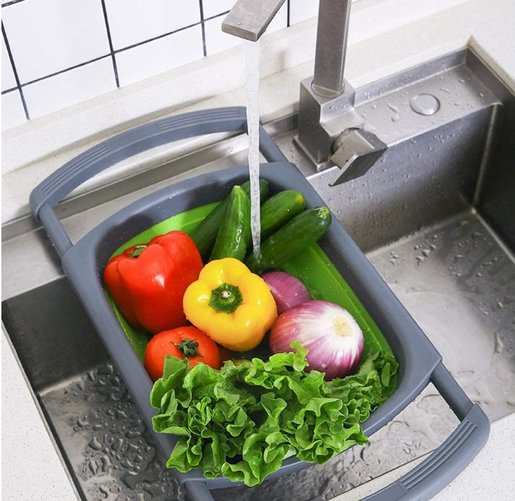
[[183, 481, 215, 501], [362, 362, 489, 501], [29, 106, 287, 257]]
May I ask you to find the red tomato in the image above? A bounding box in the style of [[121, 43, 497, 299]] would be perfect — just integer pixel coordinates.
[[144, 326, 221, 380]]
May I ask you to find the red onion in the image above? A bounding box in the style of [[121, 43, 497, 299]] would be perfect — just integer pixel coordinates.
[[269, 300, 364, 380], [261, 271, 311, 314]]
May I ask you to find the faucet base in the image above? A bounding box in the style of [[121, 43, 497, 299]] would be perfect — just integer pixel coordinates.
[[296, 77, 365, 169]]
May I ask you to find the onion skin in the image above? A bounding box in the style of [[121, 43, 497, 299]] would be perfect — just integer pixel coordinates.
[[269, 300, 364, 380], [261, 271, 311, 314]]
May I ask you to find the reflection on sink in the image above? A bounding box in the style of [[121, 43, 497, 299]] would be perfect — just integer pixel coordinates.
[[2, 49, 514, 500], [368, 215, 515, 419]]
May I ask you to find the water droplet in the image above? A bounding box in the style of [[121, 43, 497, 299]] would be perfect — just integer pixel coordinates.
[[126, 429, 142, 439], [89, 437, 103, 451], [494, 331, 505, 354], [77, 416, 89, 427], [89, 460, 99, 475]]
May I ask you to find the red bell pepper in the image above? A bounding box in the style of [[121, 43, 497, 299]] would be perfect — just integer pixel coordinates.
[[103, 230, 203, 334]]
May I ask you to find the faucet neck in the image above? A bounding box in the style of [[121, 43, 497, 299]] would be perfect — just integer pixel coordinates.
[[312, 0, 352, 98]]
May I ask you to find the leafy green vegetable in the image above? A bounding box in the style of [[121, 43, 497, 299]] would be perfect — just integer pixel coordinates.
[[150, 342, 397, 486]]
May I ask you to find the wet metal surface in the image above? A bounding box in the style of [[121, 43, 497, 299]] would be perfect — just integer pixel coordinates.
[[368, 213, 515, 421], [40, 364, 183, 501]]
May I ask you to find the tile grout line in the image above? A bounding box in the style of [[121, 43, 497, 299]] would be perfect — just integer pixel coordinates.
[[198, 0, 208, 57], [113, 20, 203, 54], [100, 0, 120, 88], [19, 54, 112, 88], [1, 20, 30, 119], [1, 0, 26, 7], [2, 86, 18, 95], [205, 10, 229, 22]]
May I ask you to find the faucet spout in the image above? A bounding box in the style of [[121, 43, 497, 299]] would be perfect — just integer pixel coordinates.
[[222, 0, 286, 42]]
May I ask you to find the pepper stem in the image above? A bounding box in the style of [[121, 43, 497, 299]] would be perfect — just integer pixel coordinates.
[[209, 283, 243, 313], [177, 339, 199, 358], [129, 245, 147, 258]]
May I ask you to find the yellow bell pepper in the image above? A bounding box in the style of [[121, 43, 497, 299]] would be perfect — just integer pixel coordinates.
[[183, 258, 277, 352]]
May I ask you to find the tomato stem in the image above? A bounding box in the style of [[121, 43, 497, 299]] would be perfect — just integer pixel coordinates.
[[177, 339, 200, 358]]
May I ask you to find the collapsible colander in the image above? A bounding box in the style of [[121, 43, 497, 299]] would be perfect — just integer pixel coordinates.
[[30, 107, 489, 501]]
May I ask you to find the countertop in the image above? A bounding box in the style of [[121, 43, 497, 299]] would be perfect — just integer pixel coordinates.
[[2, 0, 515, 499]]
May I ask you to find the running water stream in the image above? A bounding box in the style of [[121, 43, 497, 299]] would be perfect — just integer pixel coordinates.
[[244, 39, 261, 257]]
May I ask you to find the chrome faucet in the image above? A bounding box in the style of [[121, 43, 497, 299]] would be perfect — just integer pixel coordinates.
[[223, 0, 386, 185]]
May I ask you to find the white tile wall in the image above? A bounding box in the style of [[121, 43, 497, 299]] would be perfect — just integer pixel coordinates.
[[116, 26, 204, 86], [203, 0, 234, 19], [1, 90, 26, 129], [290, 0, 319, 24], [105, 0, 201, 49], [0, 0, 316, 131], [2, 0, 110, 83], [22, 58, 116, 119]]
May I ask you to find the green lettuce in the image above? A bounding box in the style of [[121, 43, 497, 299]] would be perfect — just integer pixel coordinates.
[[150, 343, 397, 487]]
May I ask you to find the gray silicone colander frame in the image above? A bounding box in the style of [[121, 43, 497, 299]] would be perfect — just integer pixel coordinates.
[[30, 107, 489, 501]]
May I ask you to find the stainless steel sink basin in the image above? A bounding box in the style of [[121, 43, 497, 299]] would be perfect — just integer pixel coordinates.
[[2, 49, 514, 500]]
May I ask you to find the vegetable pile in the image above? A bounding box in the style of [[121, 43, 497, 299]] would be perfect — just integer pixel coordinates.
[[103, 178, 399, 487]]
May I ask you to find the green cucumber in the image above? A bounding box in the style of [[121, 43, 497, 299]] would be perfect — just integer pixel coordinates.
[[210, 185, 251, 261], [190, 179, 269, 258], [246, 207, 332, 273], [260, 190, 306, 239]]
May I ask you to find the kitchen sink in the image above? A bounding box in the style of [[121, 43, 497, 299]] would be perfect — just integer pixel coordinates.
[[2, 49, 514, 500]]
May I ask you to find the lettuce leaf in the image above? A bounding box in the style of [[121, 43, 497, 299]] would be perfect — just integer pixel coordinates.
[[150, 343, 398, 487]]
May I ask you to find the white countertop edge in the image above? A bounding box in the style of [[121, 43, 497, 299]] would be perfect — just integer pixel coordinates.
[[1, 330, 79, 500]]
